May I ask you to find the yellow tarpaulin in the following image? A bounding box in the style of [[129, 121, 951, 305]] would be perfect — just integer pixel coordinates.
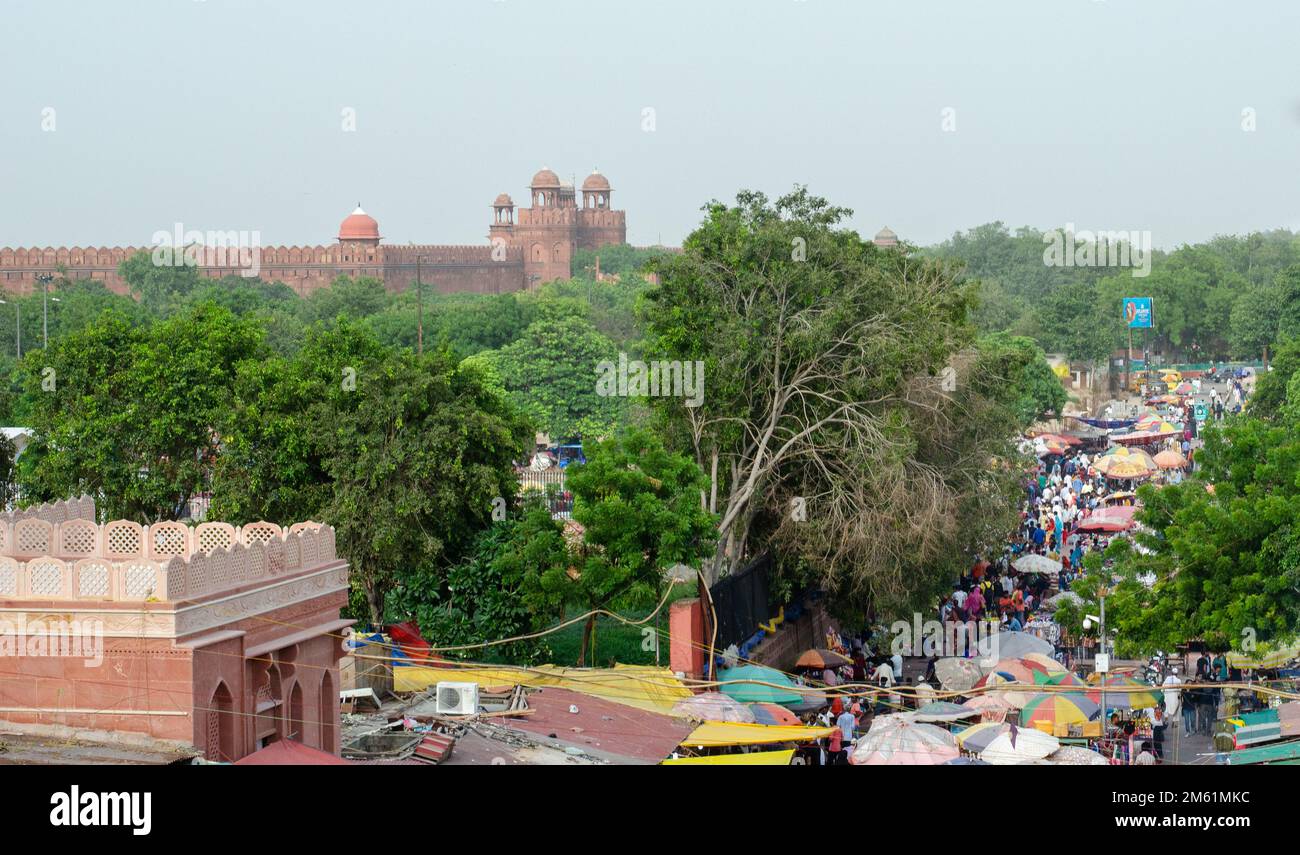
[[390, 661, 693, 714], [662, 749, 795, 766], [683, 721, 834, 748], [1225, 643, 1300, 670]]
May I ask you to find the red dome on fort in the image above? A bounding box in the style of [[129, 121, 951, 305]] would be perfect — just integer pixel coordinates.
[[581, 170, 610, 192], [530, 167, 561, 188], [493, 193, 515, 206], [338, 205, 380, 241]]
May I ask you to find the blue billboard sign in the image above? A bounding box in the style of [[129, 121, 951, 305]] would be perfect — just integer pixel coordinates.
[[1123, 297, 1154, 329]]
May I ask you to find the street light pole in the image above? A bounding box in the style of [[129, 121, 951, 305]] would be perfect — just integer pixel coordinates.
[[1099, 592, 1107, 727], [37, 273, 53, 350]]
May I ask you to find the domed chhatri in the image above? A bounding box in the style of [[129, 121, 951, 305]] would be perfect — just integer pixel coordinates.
[[581, 169, 611, 192], [530, 166, 561, 188], [493, 193, 515, 207], [873, 225, 899, 247], [338, 205, 380, 241]]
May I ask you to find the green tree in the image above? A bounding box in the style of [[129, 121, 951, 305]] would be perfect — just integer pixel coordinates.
[[480, 315, 625, 439], [1102, 415, 1300, 655], [561, 428, 716, 664], [19, 305, 264, 521], [391, 500, 569, 664]]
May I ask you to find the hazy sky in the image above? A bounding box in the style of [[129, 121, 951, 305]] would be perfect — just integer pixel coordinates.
[[2, 0, 1298, 251]]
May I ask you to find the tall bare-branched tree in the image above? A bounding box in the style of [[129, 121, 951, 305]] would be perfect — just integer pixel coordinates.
[[643, 188, 1032, 613]]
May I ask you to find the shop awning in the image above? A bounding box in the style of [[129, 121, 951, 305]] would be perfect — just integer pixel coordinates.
[[662, 749, 795, 765], [682, 721, 834, 748]]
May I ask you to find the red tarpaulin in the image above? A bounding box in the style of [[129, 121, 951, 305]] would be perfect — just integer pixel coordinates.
[[389, 620, 436, 663], [235, 739, 351, 765]]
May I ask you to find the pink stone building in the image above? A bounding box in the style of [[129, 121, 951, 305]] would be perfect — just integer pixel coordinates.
[[0, 498, 350, 762]]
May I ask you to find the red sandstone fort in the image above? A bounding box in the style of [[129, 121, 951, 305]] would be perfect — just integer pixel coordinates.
[[0, 167, 626, 297]]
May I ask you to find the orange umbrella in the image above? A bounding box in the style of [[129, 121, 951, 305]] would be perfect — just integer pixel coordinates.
[[1153, 449, 1187, 469]]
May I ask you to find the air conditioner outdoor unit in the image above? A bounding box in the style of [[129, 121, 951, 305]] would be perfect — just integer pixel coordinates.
[[435, 681, 479, 716]]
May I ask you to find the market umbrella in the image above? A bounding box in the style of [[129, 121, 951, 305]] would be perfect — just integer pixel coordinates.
[[961, 694, 1013, 719], [954, 721, 1012, 753], [1019, 692, 1101, 728], [1036, 438, 1070, 457], [980, 725, 1060, 765], [1022, 652, 1068, 674], [1094, 446, 1158, 480], [716, 664, 804, 705], [973, 670, 1020, 689], [1041, 591, 1083, 611], [1029, 428, 1081, 441], [992, 682, 1038, 710], [672, 691, 757, 723], [850, 714, 959, 766], [1013, 554, 1062, 575], [991, 630, 1055, 660], [935, 657, 983, 692], [1077, 506, 1138, 533], [1153, 449, 1188, 470], [747, 702, 802, 726], [912, 702, 981, 724], [1032, 670, 1087, 688], [1084, 674, 1161, 710], [793, 648, 852, 671], [979, 658, 1046, 683], [943, 756, 991, 765], [1048, 745, 1109, 765]]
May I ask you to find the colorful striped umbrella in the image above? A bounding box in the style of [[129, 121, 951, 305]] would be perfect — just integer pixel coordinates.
[[1019, 692, 1101, 728], [1094, 446, 1158, 479], [1084, 674, 1160, 710], [1032, 670, 1088, 688]]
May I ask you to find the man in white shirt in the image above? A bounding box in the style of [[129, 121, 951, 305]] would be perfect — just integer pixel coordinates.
[[1162, 668, 1182, 718], [890, 651, 903, 682]]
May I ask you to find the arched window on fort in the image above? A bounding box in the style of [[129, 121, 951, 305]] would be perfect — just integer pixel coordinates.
[[207, 682, 236, 762], [320, 671, 335, 752], [288, 682, 304, 742]]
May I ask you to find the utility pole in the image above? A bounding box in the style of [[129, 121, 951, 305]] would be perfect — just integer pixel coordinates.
[[416, 256, 424, 356], [37, 273, 54, 350]]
